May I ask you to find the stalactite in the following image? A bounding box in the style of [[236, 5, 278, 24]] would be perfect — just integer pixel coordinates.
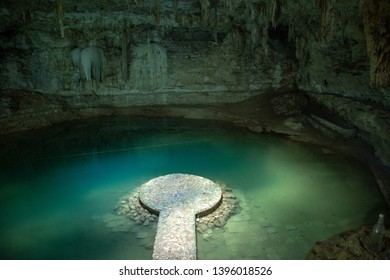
[[262, 23, 269, 55], [222, 0, 235, 16], [122, 24, 130, 82], [233, 27, 245, 55], [200, 0, 210, 26], [211, 0, 219, 42], [250, 22, 259, 49], [271, 0, 281, 29], [295, 35, 309, 64], [319, 0, 334, 43], [248, 3, 257, 22], [319, 0, 329, 14], [172, 0, 179, 14], [55, 0, 64, 38], [258, 1, 267, 18], [125, 0, 131, 11], [29, 8, 34, 20], [80, 47, 106, 84], [288, 27, 295, 42], [222, 0, 227, 15], [362, 0, 390, 88], [71, 47, 106, 85], [155, 0, 162, 26], [29, 1, 34, 20]]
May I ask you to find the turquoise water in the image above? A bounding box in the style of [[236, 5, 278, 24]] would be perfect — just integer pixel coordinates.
[[0, 116, 388, 260]]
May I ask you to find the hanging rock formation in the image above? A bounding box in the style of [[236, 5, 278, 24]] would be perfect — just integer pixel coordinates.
[[361, 0, 390, 88], [71, 46, 106, 84]]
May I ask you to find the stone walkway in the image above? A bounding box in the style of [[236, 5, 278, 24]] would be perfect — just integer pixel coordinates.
[[139, 173, 222, 260]]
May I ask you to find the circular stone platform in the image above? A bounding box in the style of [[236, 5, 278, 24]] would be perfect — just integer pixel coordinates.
[[114, 181, 240, 239], [139, 173, 222, 260]]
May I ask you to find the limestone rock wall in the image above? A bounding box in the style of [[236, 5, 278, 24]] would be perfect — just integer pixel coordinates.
[[1, 1, 387, 100], [362, 0, 390, 88], [0, 0, 389, 166]]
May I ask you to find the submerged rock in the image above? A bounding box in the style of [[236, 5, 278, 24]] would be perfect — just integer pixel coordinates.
[[114, 180, 241, 237]]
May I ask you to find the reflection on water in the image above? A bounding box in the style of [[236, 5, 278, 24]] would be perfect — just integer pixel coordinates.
[[0, 116, 388, 260]]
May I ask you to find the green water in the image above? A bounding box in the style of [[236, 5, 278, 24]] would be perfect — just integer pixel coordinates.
[[0, 116, 388, 260]]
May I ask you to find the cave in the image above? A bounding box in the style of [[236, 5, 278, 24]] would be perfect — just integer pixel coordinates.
[[0, 0, 389, 260]]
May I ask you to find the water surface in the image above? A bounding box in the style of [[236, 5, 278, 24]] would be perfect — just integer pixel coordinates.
[[0, 117, 387, 259]]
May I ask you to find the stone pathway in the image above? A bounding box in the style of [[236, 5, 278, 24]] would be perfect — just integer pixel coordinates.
[[139, 173, 222, 260], [114, 181, 240, 235]]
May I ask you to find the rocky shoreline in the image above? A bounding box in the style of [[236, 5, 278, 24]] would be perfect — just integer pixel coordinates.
[[306, 227, 390, 260]]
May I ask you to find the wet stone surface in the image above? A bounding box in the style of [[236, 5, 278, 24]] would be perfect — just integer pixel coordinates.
[[138, 174, 222, 260], [114, 178, 241, 245]]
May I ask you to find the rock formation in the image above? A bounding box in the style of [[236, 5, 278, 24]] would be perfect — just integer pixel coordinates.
[[0, 0, 390, 260], [361, 0, 390, 88], [0, 0, 389, 171]]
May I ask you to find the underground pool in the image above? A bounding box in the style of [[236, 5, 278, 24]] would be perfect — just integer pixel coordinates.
[[0, 116, 388, 260]]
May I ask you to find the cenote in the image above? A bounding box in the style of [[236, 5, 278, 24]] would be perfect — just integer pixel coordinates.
[[0, 116, 388, 260]]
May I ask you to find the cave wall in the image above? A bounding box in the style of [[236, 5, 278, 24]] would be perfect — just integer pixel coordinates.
[[2, 0, 386, 100], [0, 0, 295, 97], [0, 0, 390, 166]]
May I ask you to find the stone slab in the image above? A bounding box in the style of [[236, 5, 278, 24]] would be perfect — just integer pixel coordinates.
[[139, 173, 222, 260]]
